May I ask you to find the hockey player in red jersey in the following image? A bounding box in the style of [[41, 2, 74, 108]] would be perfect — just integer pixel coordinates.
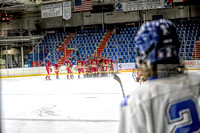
[[97, 56, 101, 75], [77, 57, 85, 78], [90, 56, 98, 77], [65, 57, 73, 79], [45, 58, 52, 80], [54, 61, 60, 79], [98, 56, 103, 75], [101, 56, 108, 76], [108, 57, 114, 75], [83, 57, 88, 77], [86, 57, 92, 77]]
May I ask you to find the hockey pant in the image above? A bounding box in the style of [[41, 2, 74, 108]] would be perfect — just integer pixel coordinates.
[[109, 66, 114, 72], [46, 68, 51, 79], [101, 66, 108, 73], [55, 70, 59, 78], [92, 67, 98, 74], [66, 67, 72, 78], [78, 68, 85, 75]]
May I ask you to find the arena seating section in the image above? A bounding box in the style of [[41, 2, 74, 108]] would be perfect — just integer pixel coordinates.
[[101, 27, 139, 63], [174, 20, 200, 60], [70, 29, 106, 61], [28, 19, 200, 67], [29, 33, 67, 66]]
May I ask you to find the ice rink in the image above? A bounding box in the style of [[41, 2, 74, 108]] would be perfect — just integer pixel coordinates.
[[1, 72, 140, 133]]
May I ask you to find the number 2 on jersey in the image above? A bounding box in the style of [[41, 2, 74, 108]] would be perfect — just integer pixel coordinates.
[[166, 98, 200, 133]]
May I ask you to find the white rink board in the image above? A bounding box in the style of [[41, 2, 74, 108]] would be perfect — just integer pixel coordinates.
[[1, 61, 199, 77]]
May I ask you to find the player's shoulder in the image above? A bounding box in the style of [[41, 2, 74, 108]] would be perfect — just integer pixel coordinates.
[[185, 73, 200, 87], [120, 83, 150, 109], [129, 74, 200, 101]]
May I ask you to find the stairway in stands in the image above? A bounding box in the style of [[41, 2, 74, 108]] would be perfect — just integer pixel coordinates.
[[58, 33, 75, 65], [93, 30, 113, 57], [193, 41, 200, 60]]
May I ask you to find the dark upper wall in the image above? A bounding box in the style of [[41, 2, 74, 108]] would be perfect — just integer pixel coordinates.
[[0, 4, 200, 32]]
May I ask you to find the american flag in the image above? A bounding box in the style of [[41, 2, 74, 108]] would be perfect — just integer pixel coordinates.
[[74, 0, 92, 12], [168, 0, 188, 2]]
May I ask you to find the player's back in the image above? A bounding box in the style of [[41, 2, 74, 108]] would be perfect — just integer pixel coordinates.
[[121, 73, 200, 133], [46, 61, 51, 68]]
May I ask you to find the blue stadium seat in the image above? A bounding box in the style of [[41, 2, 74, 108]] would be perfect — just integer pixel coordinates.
[[113, 52, 117, 56], [122, 47, 127, 51], [114, 48, 118, 52], [189, 52, 193, 56], [180, 48, 184, 52], [128, 51, 133, 55], [179, 52, 184, 57], [119, 48, 123, 52], [113, 56, 118, 60], [124, 51, 128, 55], [130, 47, 134, 51], [120, 51, 124, 55], [129, 59, 134, 63], [107, 49, 111, 52]]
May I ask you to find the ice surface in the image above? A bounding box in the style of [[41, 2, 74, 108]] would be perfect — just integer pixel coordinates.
[[1, 72, 139, 133], [2, 70, 199, 133]]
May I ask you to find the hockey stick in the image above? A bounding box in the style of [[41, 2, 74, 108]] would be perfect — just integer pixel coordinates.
[[113, 73, 125, 98]]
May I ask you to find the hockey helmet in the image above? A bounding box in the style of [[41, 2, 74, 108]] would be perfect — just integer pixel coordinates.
[[134, 19, 180, 66]]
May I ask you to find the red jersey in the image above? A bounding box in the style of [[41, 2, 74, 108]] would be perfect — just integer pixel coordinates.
[[83, 60, 87, 67], [108, 59, 113, 66], [102, 59, 108, 66], [106, 59, 109, 65], [54, 63, 59, 70], [65, 60, 71, 68], [77, 60, 84, 68], [46, 61, 51, 69], [91, 59, 98, 67], [86, 60, 91, 66], [99, 58, 103, 65]]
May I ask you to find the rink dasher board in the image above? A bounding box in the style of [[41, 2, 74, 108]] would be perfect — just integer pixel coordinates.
[[0, 66, 199, 78]]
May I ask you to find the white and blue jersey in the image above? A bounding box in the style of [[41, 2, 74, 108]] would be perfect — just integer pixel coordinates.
[[119, 74, 200, 133]]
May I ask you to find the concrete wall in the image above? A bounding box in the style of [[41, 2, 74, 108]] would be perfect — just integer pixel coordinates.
[[104, 11, 140, 23], [191, 4, 200, 18], [64, 12, 84, 27], [0, 4, 200, 31], [146, 6, 189, 20], [83, 12, 103, 25]]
